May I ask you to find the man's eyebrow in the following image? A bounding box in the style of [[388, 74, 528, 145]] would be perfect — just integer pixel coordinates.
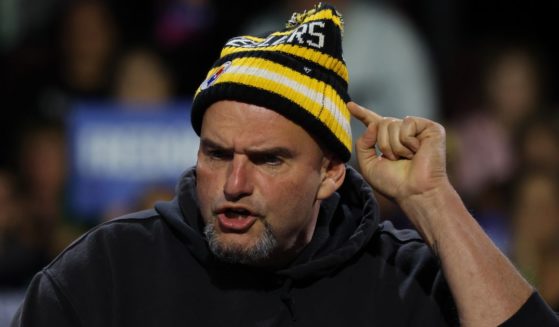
[[200, 138, 229, 150], [246, 147, 295, 159], [200, 138, 295, 158]]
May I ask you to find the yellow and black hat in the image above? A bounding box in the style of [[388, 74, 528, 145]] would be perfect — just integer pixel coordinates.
[[191, 3, 351, 161]]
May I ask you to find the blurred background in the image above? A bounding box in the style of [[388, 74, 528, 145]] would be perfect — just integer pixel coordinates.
[[1, 0, 558, 322]]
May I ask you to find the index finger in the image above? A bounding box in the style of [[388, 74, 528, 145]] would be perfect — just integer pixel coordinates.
[[347, 102, 383, 126]]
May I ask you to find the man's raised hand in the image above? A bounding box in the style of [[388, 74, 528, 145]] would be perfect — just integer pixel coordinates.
[[347, 101, 448, 206]]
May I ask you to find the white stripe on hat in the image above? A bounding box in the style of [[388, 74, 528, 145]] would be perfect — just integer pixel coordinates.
[[226, 63, 352, 142]]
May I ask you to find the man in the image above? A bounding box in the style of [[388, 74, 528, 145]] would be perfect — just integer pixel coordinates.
[[13, 3, 558, 326]]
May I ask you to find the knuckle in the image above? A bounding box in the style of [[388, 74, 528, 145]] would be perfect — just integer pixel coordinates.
[[433, 122, 446, 136], [382, 117, 398, 126], [377, 142, 390, 154], [394, 145, 409, 155], [423, 120, 445, 135], [401, 137, 415, 147], [366, 122, 377, 132]]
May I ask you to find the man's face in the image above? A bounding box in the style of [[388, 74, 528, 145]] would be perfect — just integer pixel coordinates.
[[196, 100, 332, 266]]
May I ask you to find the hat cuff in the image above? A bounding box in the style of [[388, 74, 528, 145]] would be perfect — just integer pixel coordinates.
[[191, 83, 351, 162]]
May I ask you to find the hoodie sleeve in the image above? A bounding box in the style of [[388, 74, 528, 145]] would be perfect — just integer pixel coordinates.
[[11, 270, 81, 327], [499, 291, 559, 326]]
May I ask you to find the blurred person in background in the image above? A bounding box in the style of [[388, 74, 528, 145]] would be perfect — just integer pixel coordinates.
[[38, 0, 118, 120], [450, 43, 547, 199], [0, 170, 31, 325], [15, 120, 84, 265], [0, 0, 118, 171], [113, 47, 175, 104], [0, 169, 44, 288], [102, 46, 177, 220], [154, 0, 219, 96], [514, 115, 559, 173], [511, 170, 559, 311], [447, 43, 550, 251]]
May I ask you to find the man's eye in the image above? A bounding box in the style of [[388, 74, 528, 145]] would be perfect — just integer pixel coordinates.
[[253, 154, 283, 166], [207, 150, 231, 160]]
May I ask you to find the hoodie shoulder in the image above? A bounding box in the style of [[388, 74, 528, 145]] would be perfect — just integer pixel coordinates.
[[16, 207, 187, 325], [45, 208, 165, 273], [372, 220, 437, 274], [112, 208, 161, 221], [378, 220, 425, 244], [51, 208, 163, 261], [366, 221, 458, 324]]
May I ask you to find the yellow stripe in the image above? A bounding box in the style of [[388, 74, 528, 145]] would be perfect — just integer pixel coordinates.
[[302, 9, 343, 30], [220, 44, 348, 83], [268, 30, 294, 37], [231, 57, 346, 114], [196, 57, 350, 122], [242, 35, 265, 42], [208, 69, 351, 149], [286, 8, 343, 30], [193, 58, 352, 150]]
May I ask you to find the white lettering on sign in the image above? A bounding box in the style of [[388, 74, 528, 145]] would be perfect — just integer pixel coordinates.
[[76, 124, 198, 180]]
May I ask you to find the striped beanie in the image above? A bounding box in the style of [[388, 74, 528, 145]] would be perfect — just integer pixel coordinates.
[[191, 3, 351, 161]]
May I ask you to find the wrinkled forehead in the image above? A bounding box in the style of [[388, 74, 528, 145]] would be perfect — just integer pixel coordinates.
[[199, 100, 327, 155], [201, 101, 308, 136]]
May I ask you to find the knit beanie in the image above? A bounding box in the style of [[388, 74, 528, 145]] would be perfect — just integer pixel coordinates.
[[191, 3, 351, 162]]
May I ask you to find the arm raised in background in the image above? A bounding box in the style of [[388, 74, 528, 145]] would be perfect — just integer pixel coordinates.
[[348, 101, 558, 326]]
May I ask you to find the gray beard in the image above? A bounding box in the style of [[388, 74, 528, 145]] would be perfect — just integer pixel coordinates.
[[203, 219, 278, 265]]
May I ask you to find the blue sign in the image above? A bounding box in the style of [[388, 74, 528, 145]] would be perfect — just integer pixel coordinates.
[[68, 101, 199, 222]]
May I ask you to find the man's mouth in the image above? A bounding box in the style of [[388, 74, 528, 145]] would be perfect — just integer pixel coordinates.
[[223, 207, 252, 218], [215, 206, 259, 232]]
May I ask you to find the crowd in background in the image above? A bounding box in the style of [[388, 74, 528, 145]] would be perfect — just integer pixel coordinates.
[[0, 0, 558, 321]]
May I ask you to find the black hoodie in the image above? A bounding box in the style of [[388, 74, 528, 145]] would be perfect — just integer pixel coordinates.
[[12, 167, 559, 326]]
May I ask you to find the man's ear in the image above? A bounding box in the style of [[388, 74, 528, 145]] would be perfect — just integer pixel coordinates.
[[316, 158, 346, 200]]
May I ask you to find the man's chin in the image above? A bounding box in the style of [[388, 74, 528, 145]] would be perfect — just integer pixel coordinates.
[[215, 230, 258, 245], [209, 240, 272, 265], [204, 222, 278, 265], [214, 235, 261, 255]]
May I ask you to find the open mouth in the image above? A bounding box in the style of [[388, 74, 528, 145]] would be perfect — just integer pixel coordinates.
[[224, 207, 252, 218], [216, 206, 258, 232]]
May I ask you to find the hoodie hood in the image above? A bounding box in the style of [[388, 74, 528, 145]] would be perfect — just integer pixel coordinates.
[[154, 165, 380, 282]]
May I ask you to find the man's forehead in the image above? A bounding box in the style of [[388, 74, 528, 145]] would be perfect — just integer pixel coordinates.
[[200, 100, 319, 150], [204, 100, 285, 121], [202, 101, 302, 131]]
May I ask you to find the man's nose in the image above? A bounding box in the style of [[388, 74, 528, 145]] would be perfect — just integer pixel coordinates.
[[224, 155, 254, 200]]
